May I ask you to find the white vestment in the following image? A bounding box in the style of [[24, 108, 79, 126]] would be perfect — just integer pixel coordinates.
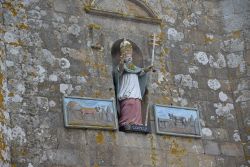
[[118, 73, 142, 100]]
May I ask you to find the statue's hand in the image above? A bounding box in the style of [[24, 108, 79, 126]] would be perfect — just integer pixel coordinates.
[[144, 65, 154, 72], [148, 65, 153, 70]]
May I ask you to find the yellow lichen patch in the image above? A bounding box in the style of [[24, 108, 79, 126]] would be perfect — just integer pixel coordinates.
[[96, 131, 104, 144], [0, 28, 6, 34], [160, 21, 165, 29], [17, 3, 24, 9], [170, 140, 186, 156], [204, 35, 216, 44], [83, 3, 92, 12], [0, 133, 7, 161], [94, 90, 102, 98], [232, 30, 241, 39], [79, 91, 85, 97], [50, 85, 56, 92], [2, 2, 18, 16], [183, 47, 190, 54], [19, 148, 28, 156], [87, 23, 102, 30], [8, 79, 14, 84], [245, 127, 250, 133], [0, 73, 5, 111], [16, 23, 29, 30], [187, 138, 192, 143], [159, 49, 168, 75], [22, 15, 28, 19], [0, 93, 4, 110], [0, 133, 6, 150], [0, 73, 3, 87], [0, 72, 5, 124], [169, 158, 184, 167], [8, 92, 14, 97], [0, 110, 5, 124], [157, 32, 165, 43], [217, 116, 225, 126], [93, 163, 99, 167], [155, 96, 171, 105], [8, 40, 24, 47], [162, 48, 169, 55], [80, 71, 88, 77], [149, 135, 157, 167], [11, 164, 17, 167], [162, 135, 171, 140], [109, 131, 116, 140]]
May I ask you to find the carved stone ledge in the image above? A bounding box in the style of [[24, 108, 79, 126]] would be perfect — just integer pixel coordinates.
[[84, 7, 162, 25]]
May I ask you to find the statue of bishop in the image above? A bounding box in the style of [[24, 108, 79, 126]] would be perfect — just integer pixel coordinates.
[[113, 39, 153, 128]]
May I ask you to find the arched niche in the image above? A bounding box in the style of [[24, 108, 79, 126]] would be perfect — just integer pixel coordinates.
[[111, 38, 149, 127]]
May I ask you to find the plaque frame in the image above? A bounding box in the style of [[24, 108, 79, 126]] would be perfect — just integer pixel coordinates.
[[63, 96, 118, 130], [154, 104, 202, 138]]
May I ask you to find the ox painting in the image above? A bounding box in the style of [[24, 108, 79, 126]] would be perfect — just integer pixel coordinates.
[[63, 96, 118, 130], [154, 105, 201, 138]]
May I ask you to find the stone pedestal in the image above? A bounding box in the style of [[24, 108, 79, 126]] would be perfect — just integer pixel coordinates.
[[119, 124, 150, 133]]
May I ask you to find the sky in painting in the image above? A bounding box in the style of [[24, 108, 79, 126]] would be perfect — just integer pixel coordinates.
[[64, 97, 114, 112], [155, 106, 197, 119]]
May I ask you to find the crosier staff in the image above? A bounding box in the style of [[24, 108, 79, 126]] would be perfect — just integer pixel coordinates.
[[145, 33, 162, 126], [151, 33, 156, 66]]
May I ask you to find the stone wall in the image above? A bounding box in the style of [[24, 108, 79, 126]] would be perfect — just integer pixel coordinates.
[[0, 3, 11, 165], [0, 0, 249, 166], [219, 0, 250, 163]]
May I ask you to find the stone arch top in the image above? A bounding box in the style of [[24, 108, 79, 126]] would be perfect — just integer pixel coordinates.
[[85, 0, 161, 25]]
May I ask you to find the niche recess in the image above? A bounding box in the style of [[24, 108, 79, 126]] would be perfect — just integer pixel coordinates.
[[111, 39, 149, 127]]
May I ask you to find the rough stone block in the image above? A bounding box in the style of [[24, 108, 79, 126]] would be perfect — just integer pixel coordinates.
[[203, 1, 221, 17], [215, 156, 237, 167], [214, 68, 229, 79], [246, 50, 250, 65], [53, 0, 68, 13], [204, 141, 220, 155], [187, 154, 216, 167], [43, 149, 85, 166], [167, 153, 188, 167], [213, 128, 230, 141], [56, 128, 86, 150], [113, 147, 167, 167], [243, 143, 250, 157], [221, 142, 244, 156]]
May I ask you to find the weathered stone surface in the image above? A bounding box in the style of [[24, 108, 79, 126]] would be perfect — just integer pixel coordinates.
[[204, 141, 220, 155], [1, 0, 249, 166], [213, 128, 230, 141], [187, 154, 216, 167], [215, 156, 237, 167], [221, 143, 244, 157]]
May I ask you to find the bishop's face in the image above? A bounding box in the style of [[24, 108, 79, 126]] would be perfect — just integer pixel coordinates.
[[123, 49, 133, 63]]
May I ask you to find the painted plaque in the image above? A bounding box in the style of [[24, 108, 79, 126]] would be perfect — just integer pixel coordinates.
[[154, 105, 201, 138], [63, 96, 118, 130]]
